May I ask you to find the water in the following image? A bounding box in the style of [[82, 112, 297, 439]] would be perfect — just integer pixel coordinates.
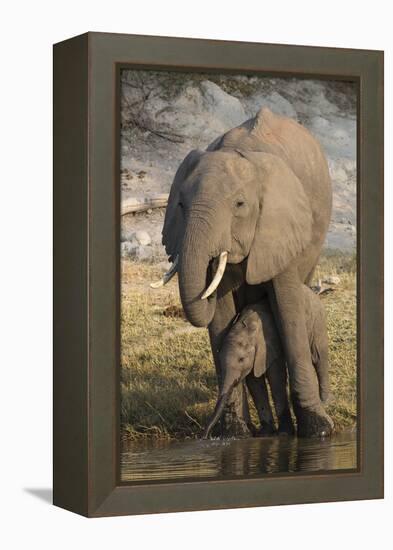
[[120, 430, 357, 483]]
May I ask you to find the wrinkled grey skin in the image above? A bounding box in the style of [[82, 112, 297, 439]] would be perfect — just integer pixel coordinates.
[[163, 107, 333, 437], [203, 286, 332, 439]]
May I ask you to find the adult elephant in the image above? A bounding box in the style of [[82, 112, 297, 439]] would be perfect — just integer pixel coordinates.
[[158, 107, 333, 438]]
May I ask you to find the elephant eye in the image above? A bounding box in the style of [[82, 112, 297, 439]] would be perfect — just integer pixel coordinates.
[[238, 357, 244, 363], [178, 201, 184, 209], [236, 200, 245, 208]]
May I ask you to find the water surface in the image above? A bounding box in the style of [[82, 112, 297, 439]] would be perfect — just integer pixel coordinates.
[[121, 430, 357, 483]]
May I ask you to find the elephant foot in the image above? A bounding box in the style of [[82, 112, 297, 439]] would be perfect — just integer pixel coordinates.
[[295, 404, 334, 438], [277, 413, 295, 436], [255, 422, 277, 437]]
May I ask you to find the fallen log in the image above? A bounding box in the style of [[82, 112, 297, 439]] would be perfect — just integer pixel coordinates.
[[121, 193, 169, 216]]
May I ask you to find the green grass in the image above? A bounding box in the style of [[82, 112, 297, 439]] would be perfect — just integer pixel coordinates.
[[120, 250, 357, 440]]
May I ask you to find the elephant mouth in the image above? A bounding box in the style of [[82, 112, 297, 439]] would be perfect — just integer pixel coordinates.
[[150, 250, 229, 300], [227, 251, 246, 264]]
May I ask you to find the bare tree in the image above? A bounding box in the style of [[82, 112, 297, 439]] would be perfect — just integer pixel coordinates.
[[121, 72, 185, 144]]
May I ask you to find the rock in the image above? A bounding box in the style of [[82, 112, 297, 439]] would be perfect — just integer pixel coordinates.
[[121, 241, 137, 257], [120, 227, 151, 246], [328, 158, 356, 186], [330, 163, 348, 185], [311, 115, 330, 131], [120, 242, 153, 262], [135, 245, 153, 261], [200, 80, 247, 128], [135, 230, 151, 245], [244, 91, 297, 120], [150, 79, 247, 143], [120, 227, 135, 242], [323, 276, 341, 285]]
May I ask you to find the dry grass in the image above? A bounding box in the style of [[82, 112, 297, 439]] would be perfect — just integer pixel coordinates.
[[121, 250, 357, 440], [314, 251, 357, 430]]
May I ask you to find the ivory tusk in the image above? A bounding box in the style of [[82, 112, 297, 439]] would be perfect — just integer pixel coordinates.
[[201, 251, 228, 300], [150, 255, 179, 289]]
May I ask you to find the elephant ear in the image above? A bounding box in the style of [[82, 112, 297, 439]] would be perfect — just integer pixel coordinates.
[[242, 151, 313, 284], [253, 335, 267, 378], [162, 149, 203, 259], [244, 316, 266, 378]]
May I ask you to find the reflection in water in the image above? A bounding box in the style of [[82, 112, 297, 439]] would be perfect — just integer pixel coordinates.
[[121, 430, 357, 483]]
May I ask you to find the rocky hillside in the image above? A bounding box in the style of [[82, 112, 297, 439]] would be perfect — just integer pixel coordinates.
[[120, 71, 356, 261]]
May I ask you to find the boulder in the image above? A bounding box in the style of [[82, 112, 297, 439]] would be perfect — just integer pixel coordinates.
[[134, 230, 151, 246], [120, 227, 135, 242], [135, 245, 153, 261], [244, 91, 297, 120], [121, 229, 152, 246], [151, 80, 247, 143], [121, 241, 138, 258], [120, 242, 153, 261]]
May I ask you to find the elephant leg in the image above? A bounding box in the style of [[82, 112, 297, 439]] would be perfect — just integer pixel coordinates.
[[269, 267, 334, 437], [311, 310, 332, 404], [266, 358, 295, 435], [208, 287, 252, 438], [246, 375, 276, 436]]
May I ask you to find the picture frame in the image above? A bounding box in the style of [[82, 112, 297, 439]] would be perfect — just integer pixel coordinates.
[[53, 32, 383, 517]]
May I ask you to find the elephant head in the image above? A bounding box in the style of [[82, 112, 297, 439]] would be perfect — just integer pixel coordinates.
[[202, 311, 266, 439], [160, 141, 313, 328]]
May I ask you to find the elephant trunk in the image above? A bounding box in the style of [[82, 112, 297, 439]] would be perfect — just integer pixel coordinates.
[[178, 213, 222, 328], [202, 369, 242, 439], [202, 392, 231, 439]]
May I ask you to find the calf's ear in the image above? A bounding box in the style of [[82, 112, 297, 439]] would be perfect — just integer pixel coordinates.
[[252, 338, 267, 378]]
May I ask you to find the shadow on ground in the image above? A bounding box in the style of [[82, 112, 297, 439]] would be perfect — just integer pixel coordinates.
[[24, 488, 52, 504]]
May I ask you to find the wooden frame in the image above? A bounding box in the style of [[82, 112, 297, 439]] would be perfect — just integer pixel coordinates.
[[53, 32, 384, 517]]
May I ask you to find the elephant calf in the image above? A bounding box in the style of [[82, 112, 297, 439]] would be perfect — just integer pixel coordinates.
[[203, 285, 331, 439]]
